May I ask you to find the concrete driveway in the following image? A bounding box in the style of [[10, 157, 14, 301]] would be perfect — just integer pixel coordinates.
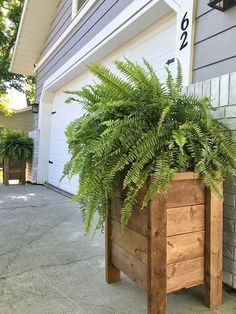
[[0, 184, 235, 314]]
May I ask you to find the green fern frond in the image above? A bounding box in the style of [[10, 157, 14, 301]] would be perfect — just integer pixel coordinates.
[[62, 58, 236, 234], [88, 63, 134, 99], [175, 59, 183, 94], [165, 66, 178, 100]]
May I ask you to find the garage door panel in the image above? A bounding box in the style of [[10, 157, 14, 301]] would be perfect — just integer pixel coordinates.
[[48, 163, 79, 195], [49, 159, 69, 168], [49, 141, 68, 152], [48, 101, 84, 193]]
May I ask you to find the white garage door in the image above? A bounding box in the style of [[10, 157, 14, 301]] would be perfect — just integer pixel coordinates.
[[48, 97, 85, 194], [48, 14, 176, 194]]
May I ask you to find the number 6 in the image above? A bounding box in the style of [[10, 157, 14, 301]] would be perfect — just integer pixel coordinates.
[[181, 12, 189, 31]]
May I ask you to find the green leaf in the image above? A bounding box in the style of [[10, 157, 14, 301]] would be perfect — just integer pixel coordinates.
[[173, 131, 187, 151]]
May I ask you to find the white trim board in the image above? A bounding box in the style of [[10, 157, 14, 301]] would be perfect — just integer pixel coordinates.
[[175, 0, 196, 85], [36, 0, 182, 71], [72, 0, 91, 19], [165, 0, 182, 11], [10, 0, 29, 71]]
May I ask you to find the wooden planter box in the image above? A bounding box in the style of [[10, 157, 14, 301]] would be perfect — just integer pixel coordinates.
[[106, 173, 223, 314], [3, 158, 26, 185]]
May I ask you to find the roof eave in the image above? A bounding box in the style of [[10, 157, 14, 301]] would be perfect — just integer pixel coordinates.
[[10, 0, 60, 76]]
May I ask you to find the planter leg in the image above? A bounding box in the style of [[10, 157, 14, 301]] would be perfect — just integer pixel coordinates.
[[105, 213, 121, 284], [148, 197, 167, 314], [20, 161, 26, 185], [3, 159, 9, 186], [205, 184, 223, 310]]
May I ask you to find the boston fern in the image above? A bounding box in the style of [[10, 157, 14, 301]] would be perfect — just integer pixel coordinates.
[[63, 59, 236, 234], [0, 130, 33, 161]]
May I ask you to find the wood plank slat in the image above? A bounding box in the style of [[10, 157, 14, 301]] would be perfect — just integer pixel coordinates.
[[167, 257, 205, 293], [111, 219, 147, 264], [111, 199, 148, 236], [167, 205, 205, 236], [205, 183, 223, 310], [112, 243, 147, 290], [167, 231, 205, 265], [133, 176, 205, 209], [165, 179, 205, 208], [174, 172, 200, 181]]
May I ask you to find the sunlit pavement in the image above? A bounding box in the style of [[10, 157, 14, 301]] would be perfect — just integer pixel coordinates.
[[0, 184, 235, 314]]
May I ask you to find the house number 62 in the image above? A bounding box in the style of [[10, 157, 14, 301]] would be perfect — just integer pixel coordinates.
[[180, 12, 189, 51]]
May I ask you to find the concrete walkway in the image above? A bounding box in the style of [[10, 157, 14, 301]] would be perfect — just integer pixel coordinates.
[[0, 184, 235, 314]]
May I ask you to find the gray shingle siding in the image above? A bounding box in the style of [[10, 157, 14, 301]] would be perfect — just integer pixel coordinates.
[[42, 0, 72, 57], [193, 0, 236, 83], [36, 0, 134, 101]]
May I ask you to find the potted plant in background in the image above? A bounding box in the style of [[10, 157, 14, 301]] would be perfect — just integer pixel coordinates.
[[0, 130, 33, 185], [63, 59, 236, 314]]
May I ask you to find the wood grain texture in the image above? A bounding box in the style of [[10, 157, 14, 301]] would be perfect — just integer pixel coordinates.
[[111, 244, 205, 295], [112, 243, 147, 290], [105, 212, 121, 284], [167, 231, 205, 265], [205, 183, 223, 309], [111, 198, 148, 236], [111, 219, 205, 265], [111, 219, 147, 264], [128, 175, 205, 208], [147, 196, 167, 314], [174, 172, 199, 181], [167, 257, 205, 293], [167, 205, 205, 236], [165, 179, 205, 208], [111, 203, 205, 238]]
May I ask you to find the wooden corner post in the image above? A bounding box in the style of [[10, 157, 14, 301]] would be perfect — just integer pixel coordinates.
[[205, 181, 223, 310], [3, 158, 9, 186], [20, 160, 26, 185], [148, 196, 167, 314], [105, 208, 121, 284]]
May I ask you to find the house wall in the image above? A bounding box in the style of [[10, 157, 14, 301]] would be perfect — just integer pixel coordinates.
[[27, 129, 40, 183], [36, 0, 135, 102], [42, 0, 72, 57], [26, 113, 40, 183], [193, 1, 236, 82], [0, 110, 33, 133], [183, 73, 236, 289]]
